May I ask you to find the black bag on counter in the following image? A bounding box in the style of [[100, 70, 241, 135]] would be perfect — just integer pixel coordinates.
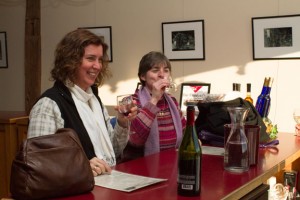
[[195, 98, 269, 145]]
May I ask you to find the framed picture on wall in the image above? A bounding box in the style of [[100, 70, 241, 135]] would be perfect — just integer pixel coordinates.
[[179, 83, 210, 114], [252, 14, 300, 60], [162, 20, 205, 61], [79, 26, 113, 62], [0, 32, 8, 68]]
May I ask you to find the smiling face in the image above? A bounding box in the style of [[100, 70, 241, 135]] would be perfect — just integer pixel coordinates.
[[140, 62, 171, 91], [74, 44, 104, 91]]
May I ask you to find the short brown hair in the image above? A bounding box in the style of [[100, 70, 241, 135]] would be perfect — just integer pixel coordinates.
[[138, 51, 171, 86]]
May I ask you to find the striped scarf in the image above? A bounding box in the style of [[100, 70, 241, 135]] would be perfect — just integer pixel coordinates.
[[138, 87, 183, 156]]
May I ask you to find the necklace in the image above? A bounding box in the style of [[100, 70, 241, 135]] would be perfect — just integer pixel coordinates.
[[158, 97, 167, 116]]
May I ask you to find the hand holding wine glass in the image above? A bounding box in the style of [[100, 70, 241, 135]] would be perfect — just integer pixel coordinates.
[[164, 76, 177, 94], [117, 94, 135, 133], [293, 108, 300, 136]]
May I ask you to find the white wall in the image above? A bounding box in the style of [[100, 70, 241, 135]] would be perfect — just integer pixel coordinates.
[[0, 1, 25, 111], [1, 0, 300, 133]]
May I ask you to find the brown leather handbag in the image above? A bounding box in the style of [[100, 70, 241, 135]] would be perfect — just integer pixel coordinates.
[[10, 128, 95, 200]]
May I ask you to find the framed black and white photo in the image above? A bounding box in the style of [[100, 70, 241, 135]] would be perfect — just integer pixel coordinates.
[[162, 20, 205, 61], [252, 14, 300, 60], [80, 26, 113, 62], [179, 83, 210, 113], [0, 32, 8, 68]]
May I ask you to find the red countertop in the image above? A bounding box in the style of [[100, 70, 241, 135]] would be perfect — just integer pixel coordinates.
[[53, 132, 300, 200]]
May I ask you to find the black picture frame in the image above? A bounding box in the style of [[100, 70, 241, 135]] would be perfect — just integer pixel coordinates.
[[162, 20, 205, 61], [79, 26, 113, 62], [252, 14, 300, 60], [0, 32, 8, 68], [179, 83, 210, 113]]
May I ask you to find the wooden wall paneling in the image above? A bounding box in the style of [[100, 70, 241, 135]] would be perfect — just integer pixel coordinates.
[[0, 111, 27, 198], [25, 0, 41, 114], [0, 125, 9, 198]]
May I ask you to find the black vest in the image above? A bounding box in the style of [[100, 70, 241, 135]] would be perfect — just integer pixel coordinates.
[[40, 81, 105, 160]]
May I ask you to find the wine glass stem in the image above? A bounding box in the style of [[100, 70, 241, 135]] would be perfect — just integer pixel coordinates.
[[128, 121, 131, 134], [296, 123, 300, 136]]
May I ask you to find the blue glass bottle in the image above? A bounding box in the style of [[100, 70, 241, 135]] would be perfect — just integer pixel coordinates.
[[255, 77, 273, 118]]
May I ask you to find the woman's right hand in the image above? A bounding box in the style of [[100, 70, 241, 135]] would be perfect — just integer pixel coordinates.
[[150, 78, 169, 105], [90, 157, 112, 176]]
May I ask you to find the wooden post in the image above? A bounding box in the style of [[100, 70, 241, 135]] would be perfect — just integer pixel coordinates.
[[25, 0, 41, 114]]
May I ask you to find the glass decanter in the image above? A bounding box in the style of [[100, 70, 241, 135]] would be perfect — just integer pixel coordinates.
[[224, 107, 250, 173]]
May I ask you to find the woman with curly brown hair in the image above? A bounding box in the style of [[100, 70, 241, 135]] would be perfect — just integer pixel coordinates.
[[28, 29, 137, 176]]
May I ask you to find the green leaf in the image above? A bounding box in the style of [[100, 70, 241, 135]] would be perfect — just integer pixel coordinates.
[[269, 124, 278, 139]]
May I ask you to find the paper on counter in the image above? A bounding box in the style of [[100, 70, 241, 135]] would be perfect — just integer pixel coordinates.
[[202, 145, 224, 156], [94, 170, 167, 192]]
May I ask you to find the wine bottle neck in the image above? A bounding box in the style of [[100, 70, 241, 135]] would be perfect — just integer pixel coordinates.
[[186, 106, 195, 126], [266, 87, 272, 95], [260, 86, 269, 95], [246, 83, 251, 92], [236, 83, 241, 92]]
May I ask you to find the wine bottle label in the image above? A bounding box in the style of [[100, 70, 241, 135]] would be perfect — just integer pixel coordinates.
[[178, 175, 197, 186], [178, 159, 200, 191]]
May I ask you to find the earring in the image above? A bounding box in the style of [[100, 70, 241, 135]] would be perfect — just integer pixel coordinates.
[[65, 79, 74, 87]]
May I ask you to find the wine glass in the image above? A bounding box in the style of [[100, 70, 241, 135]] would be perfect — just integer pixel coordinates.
[[164, 76, 177, 93], [117, 94, 134, 134], [293, 108, 300, 136]]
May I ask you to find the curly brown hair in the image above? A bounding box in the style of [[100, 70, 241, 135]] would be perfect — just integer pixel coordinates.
[[51, 29, 111, 86]]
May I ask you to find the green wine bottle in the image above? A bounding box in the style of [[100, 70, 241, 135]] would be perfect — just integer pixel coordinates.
[[177, 105, 202, 196]]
